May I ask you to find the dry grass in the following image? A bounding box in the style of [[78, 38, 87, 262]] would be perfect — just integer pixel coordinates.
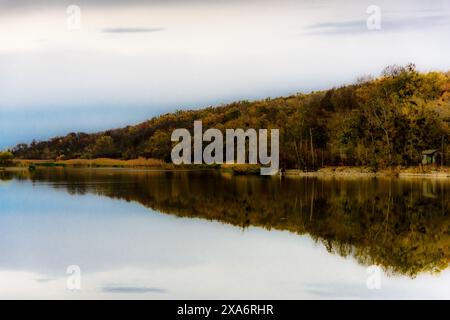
[[285, 165, 450, 177], [15, 157, 168, 168]]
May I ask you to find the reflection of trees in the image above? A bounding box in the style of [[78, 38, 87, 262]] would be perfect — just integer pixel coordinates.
[[0, 170, 30, 181], [0, 172, 14, 181], [14, 169, 450, 277]]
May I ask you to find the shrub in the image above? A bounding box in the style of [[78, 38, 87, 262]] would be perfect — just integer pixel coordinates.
[[0, 151, 14, 166]]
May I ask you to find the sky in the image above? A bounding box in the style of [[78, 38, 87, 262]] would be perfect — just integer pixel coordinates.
[[1, 0, 450, 149]]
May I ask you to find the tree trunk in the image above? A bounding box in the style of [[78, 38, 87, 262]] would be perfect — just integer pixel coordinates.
[[309, 128, 315, 170]]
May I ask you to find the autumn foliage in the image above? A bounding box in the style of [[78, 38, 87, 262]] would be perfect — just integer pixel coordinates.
[[12, 65, 450, 170]]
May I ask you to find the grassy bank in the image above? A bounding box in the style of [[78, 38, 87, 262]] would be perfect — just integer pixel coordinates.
[[14, 157, 169, 169], [285, 166, 450, 178], [12, 158, 225, 171], [12, 159, 261, 175], [9, 159, 450, 178]]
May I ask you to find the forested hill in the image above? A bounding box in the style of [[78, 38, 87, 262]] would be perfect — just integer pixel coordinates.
[[11, 64, 450, 170]]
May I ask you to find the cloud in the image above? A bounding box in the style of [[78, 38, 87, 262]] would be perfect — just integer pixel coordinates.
[[101, 286, 167, 294], [35, 278, 55, 283], [102, 27, 165, 33], [301, 281, 415, 299], [0, 0, 243, 12], [303, 14, 450, 36], [302, 282, 369, 299]]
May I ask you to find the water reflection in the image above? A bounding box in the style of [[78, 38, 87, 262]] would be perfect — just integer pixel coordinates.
[[2, 168, 449, 278]]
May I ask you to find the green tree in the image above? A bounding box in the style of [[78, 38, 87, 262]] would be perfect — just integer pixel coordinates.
[[143, 130, 172, 162], [93, 136, 116, 158], [0, 151, 14, 166]]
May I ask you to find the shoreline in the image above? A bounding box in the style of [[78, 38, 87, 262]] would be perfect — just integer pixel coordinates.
[[3, 160, 450, 178], [284, 167, 450, 178]]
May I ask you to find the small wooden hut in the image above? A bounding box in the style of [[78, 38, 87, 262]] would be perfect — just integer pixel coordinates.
[[421, 149, 442, 165]]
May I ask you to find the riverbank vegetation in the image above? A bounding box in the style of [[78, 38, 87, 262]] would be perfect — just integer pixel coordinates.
[[13, 157, 167, 169], [12, 158, 226, 172], [0, 151, 13, 167], [9, 64, 450, 171]]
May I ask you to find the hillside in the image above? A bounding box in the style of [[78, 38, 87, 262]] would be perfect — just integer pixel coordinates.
[[11, 64, 450, 170]]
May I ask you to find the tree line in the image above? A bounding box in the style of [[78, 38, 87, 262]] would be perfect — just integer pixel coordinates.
[[11, 64, 450, 170]]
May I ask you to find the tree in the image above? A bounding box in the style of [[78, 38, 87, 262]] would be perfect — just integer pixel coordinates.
[[0, 151, 14, 166], [143, 130, 172, 162], [93, 136, 116, 158]]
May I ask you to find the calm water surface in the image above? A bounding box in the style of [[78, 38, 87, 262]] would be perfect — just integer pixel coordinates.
[[0, 168, 449, 299]]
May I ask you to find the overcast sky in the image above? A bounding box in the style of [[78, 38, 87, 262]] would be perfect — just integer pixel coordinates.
[[1, 0, 450, 148]]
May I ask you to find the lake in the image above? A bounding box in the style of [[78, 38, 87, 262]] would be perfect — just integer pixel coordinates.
[[0, 168, 449, 299]]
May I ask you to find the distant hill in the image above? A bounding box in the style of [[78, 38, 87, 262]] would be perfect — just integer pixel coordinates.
[[12, 64, 450, 170]]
